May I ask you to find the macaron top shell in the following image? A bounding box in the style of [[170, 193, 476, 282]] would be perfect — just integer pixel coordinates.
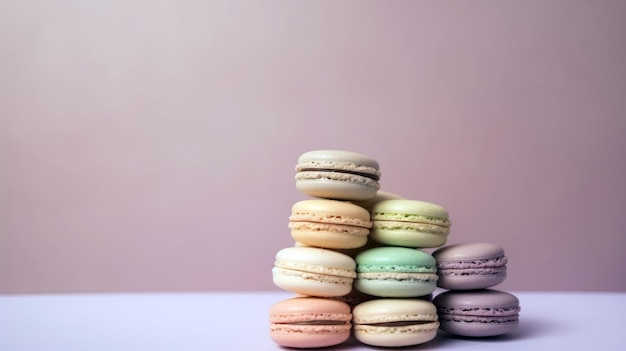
[[372, 199, 450, 226], [274, 247, 356, 278], [356, 247, 436, 273], [434, 289, 520, 315], [289, 199, 371, 228], [270, 297, 351, 324], [352, 298, 437, 324], [296, 150, 381, 180], [433, 242, 505, 262]]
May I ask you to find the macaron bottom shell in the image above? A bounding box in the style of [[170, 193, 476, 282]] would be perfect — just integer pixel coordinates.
[[272, 267, 354, 297], [370, 228, 448, 248], [437, 273, 506, 291], [353, 324, 438, 348], [295, 178, 378, 201], [354, 275, 437, 297], [438, 315, 519, 338], [270, 325, 351, 348], [291, 229, 368, 250]]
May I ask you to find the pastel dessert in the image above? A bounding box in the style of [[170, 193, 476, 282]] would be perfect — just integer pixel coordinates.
[[433, 289, 521, 337], [269, 297, 352, 348], [354, 247, 438, 297], [295, 150, 381, 200], [288, 199, 372, 249], [433, 242, 507, 290], [352, 299, 439, 347], [370, 199, 451, 248], [272, 246, 356, 297]]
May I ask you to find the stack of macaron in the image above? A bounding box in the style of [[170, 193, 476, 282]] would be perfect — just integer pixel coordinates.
[[432, 242, 521, 337], [270, 150, 456, 348]]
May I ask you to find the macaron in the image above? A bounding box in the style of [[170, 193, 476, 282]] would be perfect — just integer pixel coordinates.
[[288, 199, 372, 249], [295, 150, 381, 200], [433, 242, 507, 290], [354, 247, 438, 297], [433, 289, 521, 337], [370, 199, 451, 248], [269, 297, 352, 348], [272, 246, 356, 297], [352, 299, 439, 347]]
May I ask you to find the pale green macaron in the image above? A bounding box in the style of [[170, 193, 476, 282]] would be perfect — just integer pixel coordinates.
[[370, 199, 451, 248], [355, 247, 438, 297]]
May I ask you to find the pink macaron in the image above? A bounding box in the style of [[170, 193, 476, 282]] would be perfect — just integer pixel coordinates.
[[269, 297, 352, 348]]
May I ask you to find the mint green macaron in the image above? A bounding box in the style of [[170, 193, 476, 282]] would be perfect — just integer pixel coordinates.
[[355, 247, 438, 297]]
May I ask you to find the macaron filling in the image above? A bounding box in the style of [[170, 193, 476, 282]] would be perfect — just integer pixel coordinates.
[[357, 264, 437, 273], [357, 272, 438, 282], [372, 212, 450, 227], [297, 168, 380, 181], [438, 306, 520, 325], [437, 255, 508, 270], [295, 171, 379, 187]]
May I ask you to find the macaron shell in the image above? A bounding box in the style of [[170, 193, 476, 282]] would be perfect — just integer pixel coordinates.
[[289, 199, 372, 227], [296, 150, 380, 177], [355, 274, 437, 297], [370, 223, 449, 247], [354, 324, 438, 347], [437, 272, 506, 290], [295, 176, 379, 200], [269, 297, 351, 323], [290, 225, 369, 249], [274, 247, 356, 277], [356, 247, 437, 271], [352, 298, 437, 324], [272, 267, 354, 297], [433, 242, 505, 261], [371, 199, 450, 224]]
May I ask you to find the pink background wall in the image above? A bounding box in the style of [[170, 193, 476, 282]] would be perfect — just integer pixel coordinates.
[[1, 1, 625, 293]]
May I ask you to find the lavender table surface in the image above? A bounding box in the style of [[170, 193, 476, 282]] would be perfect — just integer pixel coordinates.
[[1, 290, 624, 350]]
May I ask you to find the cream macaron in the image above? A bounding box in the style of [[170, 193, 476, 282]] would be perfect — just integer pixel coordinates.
[[295, 150, 381, 201], [289, 199, 372, 249], [272, 246, 356, 297], [353, 299, 439, 347]]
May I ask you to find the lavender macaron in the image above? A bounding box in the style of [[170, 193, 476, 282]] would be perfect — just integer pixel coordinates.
[[433, 242, 507, 290], [433, 289, 521, 337]]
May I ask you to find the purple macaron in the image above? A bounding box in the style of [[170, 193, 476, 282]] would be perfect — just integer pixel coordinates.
[[433, 289, 521, 337], [433, 242, 507, 290]]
